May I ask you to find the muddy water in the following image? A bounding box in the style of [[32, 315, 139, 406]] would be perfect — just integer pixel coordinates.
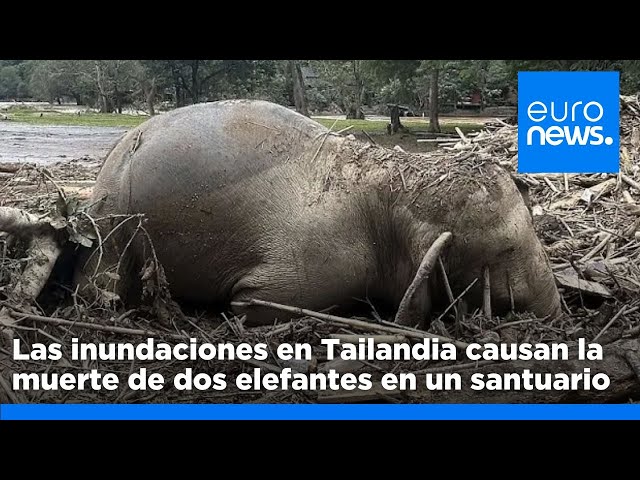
[[0, 122, 129, 165]]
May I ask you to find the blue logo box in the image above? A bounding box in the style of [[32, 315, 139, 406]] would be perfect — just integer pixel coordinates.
[[517, 71, 619, 174]]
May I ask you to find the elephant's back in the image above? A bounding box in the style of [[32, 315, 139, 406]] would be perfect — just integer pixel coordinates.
[[88, 100, 334, 304]]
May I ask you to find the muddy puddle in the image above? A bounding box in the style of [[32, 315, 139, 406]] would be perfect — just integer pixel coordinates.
[[0, 122, 129, 165]]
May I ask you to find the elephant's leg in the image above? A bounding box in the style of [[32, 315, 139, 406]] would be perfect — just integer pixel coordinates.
[[229, 281, 303, 327], [229, 257, 365, 326]]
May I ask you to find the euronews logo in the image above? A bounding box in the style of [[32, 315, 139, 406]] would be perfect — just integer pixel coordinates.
[[518, 71, 619, 174]]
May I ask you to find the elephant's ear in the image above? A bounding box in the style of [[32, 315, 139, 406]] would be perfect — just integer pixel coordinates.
[[394, 232, 452, 328]]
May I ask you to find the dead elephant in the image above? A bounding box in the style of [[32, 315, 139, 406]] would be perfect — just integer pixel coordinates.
[[74, 99, 562, 327]]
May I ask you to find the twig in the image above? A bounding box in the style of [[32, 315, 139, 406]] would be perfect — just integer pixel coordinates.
[[81, 211, 104, 277], [264, 322, 293, 338], [580, 232, 613, 262], [40, 168, 67, 203], [558, 217, 574, 237], [335, 125, 353, 135], [455, 126, 468, 143], [621, 173, 640, 192], [361, 130, 377, 145], [493, 318, 544, 330], [623, 323, 640, 339], [622, 190, 635, 204], [434, 278, 479, 324], [592, 305, 628, 342], [438, 258, 456, 310], [544, 177, 560, 193], [483, 266, 492, 319], [311, 119, 338, 164], [5, 309, 187, 341], [438, 257, 458, 333], [231, 298, 469, 349], [84, 214, 146, 267]]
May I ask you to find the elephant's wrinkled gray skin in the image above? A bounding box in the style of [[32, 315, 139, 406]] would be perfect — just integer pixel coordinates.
[[76, 100, 562, 326]]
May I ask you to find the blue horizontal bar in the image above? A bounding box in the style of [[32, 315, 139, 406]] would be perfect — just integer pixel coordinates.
[[2, 404, 640, 420]]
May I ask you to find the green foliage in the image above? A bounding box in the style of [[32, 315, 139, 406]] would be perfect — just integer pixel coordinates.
[[0, 65, 21, 99], [504, 60, 640, 94], [0, 59, 637, 119], [28, 60, 95, 104], [312, 60, 373, 117]]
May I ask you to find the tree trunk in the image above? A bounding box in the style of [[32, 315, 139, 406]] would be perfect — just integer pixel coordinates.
[[352, 60, 365, 120], [94, 61, 110, 114], [172, 66, 184, 107], [389, 104, 403, 134], [289, 60, 309, 116], [175, 84, 183, 107], [146, 78, 156, 116], [428, 68, 441, 133], [114, 86, 122, 114], [479, 63, 487, 112], [191, 60, 200, 104]]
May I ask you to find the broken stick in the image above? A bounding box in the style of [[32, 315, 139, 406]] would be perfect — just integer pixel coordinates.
[[483, 266, 492, 319], [231, 298, 469, 349]]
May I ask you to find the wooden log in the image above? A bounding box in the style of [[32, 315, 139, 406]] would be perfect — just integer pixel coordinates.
[[621, 173, 640, 192], [0, 163, 21, 174]]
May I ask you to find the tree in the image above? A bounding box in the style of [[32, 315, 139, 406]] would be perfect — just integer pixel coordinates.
[[314, 60, 370, 119], [428, 68, 441, 133], [163, 60, 227, 105], [133, 61, 171, 115], [503, 60, 640, 95], [91, 61, 139, 113], [289, 60, 308, 116], [419, 61, 442, 133], [349, 60, 366, 119], [366, 60, 421, 134], [0, 65, 20, 99], [621, 60, 640, 94], [28, 60, 94, 105]]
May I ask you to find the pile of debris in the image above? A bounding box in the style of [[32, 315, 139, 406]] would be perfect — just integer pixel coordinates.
[[0, 98, 639, 405]]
